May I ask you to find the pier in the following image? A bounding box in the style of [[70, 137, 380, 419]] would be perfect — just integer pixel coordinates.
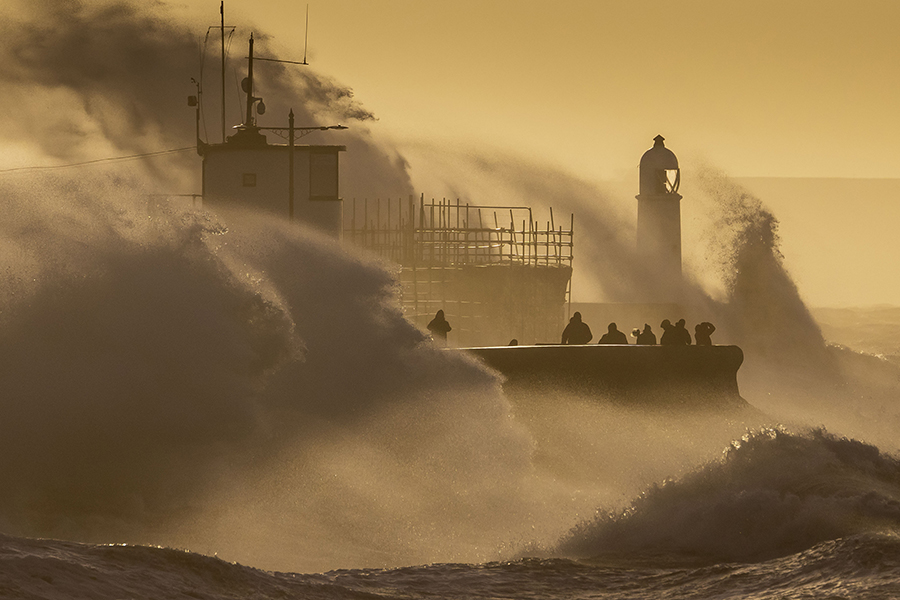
[[465, 344, 746, 406]]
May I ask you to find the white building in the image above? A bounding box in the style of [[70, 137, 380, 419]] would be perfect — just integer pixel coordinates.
[[200, 126, 345, 237], [195, 34, 345, 237]]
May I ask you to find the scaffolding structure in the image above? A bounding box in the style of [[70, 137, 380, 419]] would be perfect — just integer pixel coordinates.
[[344, 194, 574, 347]]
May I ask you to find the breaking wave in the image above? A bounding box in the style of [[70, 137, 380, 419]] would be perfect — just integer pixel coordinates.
[[0, 172, 548, 572], [556, 428, 900, 565]]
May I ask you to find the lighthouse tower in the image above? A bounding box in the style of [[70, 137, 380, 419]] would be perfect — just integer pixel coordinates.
[[636, 135, 682, 302]]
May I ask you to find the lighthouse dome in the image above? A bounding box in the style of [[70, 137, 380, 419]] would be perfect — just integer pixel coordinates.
[[639, 135, 680, 195]]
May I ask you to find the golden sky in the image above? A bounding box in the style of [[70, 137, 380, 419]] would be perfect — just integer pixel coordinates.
[[192, 0, 900, 180], [176, 0, 898, 307]]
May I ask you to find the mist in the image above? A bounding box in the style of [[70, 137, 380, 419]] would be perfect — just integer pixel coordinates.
[[0, 0, 898, 577], [399, 141, 900, 456]]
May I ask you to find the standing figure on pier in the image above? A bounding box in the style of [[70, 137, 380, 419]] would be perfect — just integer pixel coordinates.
[[694, 322, 716, 345], [561, 312, 593, 344], [598, 323, 628, 344], [636, 323, 657, 345], [427, 310, 452, 345], [674, 319, 692, 345], [660, 319, 676, 345]]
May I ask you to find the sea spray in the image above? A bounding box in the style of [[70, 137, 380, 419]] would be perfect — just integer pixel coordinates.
[[691, 167, 900, 451], [401, 144, 900, 446], [0, 0, 898, 583], [0, 172, 570, 572], [0, 0, 588, 572], [0, 0, 412, 199], [0, 170, 787, 574], [695, 164, 831, 368], [0, 174, 298, 536], [555, 428, 900, 565]]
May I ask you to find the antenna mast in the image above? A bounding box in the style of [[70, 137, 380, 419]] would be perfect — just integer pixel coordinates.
[[303, 5, 309, 64], [220, 1, 226, 142], [244, 33, 256, 126]]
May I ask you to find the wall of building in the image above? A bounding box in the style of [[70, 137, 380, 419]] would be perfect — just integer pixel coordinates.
[[202, 144, 343, 237]]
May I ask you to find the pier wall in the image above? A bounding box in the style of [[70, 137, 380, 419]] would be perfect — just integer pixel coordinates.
[[464, 345, 745, 407]]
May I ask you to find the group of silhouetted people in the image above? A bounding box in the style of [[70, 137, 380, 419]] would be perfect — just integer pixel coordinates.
[[427, 308, 716, 347], [561, 313, 716, 346], [658, 319, 693, 345]]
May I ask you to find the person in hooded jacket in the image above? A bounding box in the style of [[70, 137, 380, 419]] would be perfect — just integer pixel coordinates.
[[636, 323, 657, 345], [694, 321, 716, 345], [674, 319, 692, 345], [659, 319, 677, 345], [598, 322, 628, 344], [561, 312, 592, 344], [427, 310, 452, 344]]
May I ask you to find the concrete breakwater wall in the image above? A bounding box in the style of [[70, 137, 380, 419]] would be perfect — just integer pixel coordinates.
[[464, 345, 746, 407]]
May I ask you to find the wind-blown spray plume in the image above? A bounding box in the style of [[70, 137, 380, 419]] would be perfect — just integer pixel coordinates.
[[0, 170, 551, 572], [695, 165, 830, 368], [0, 0, 201, 186], [0, 0, 413, 198], [556, 428, 900, 565], [399, 142, 660, 303], [0, 0, 551, 571], [403, 144, 843, 364], [400, 145, 900, 449], [687, 167, 900, 453], [233, 32, 414, 200], [0, 174, 298, 535]]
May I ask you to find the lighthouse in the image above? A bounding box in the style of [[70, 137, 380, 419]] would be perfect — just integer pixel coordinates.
[[635, 135, 682, 302]]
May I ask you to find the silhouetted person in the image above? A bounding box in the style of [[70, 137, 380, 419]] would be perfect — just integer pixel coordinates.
[[694, 322, 716, 346], [674, 319, 692, 345], [659, 319, 677, 345], [598, 322, 628, 344], [636, 323, 657, 345], [427, 310, 451, 344], [561, 311, 592, 344]]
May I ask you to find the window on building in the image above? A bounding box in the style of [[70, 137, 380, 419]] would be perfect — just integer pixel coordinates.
[[309, 152, 338, 200], [242, 173, 257, 187]]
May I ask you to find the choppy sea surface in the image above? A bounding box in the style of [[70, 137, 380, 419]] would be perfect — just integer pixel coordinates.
[[4, 427, 900, 600], [3, 532, 900, 599]]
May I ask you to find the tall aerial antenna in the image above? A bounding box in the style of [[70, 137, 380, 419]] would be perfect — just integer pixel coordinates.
[[244, 33, 257, 126], [220, 1, 226, 142], [303, 5, 309, 65], [238, 7, 318, 129]]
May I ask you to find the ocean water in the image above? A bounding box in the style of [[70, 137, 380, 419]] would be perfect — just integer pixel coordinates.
[[1, 2, 900, 596], [4, 436, 900, 600], [3, 532, 900, 599], [5, 426, 900, 600]]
